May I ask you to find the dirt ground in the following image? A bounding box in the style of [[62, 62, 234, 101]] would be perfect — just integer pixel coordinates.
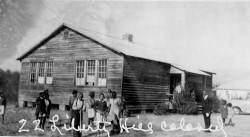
[[0, 106, 249, 137]]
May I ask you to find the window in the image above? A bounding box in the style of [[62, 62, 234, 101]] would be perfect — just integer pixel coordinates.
[[76, 60, 85, 85], [75, 59, 108, 86], [86, 60, 96, 86], [30, 62, 37, 83], [29, 61, 53, 84], [38, 62, 45, 84], [98, 59, 107, 86], [46, 62, 53, 84]]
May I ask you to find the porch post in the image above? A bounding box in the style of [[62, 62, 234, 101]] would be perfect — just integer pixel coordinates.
[[181, 72, 186, 90]]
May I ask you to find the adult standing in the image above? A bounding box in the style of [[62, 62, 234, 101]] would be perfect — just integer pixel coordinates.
[[0, 92, 6, 124], [69, 90, 78, 125], [202, 90, 213, 133], [108, 91, 121, 135], [72, 92, 85, 137], [173, 83, 182, 107]]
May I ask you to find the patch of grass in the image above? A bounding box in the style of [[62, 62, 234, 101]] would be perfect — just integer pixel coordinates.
[[1, 106, 249, 137]]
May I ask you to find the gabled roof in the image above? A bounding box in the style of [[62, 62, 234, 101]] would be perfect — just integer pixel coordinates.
[[17, 23, 214, 76]]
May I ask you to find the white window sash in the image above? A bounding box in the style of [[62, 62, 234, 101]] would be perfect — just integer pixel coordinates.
[[38, 76, 45, 84], [98, 78, 106, 86], [46, 77, 53, 84], [76, 78, 85, 86]]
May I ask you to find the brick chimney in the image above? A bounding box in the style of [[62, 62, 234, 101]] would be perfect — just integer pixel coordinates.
[[122, 33, 133, 42]]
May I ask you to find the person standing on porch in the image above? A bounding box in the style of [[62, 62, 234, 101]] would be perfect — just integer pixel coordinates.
[[0, 91, 6, 124], [173, 83, 182, 107], [202, 90, 213, 133]]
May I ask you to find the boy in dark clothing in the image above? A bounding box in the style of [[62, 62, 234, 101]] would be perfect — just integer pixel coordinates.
[[36, 92, 46, 129]]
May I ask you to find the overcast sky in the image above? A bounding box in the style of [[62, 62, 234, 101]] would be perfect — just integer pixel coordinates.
[[1, 0, 250, 88]]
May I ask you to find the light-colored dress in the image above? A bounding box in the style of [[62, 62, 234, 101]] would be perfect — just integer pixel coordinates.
[[109, 98, 120, 116], [108, 98, 121, 121], [0, 96, 6, 115], [227, 107, 234, 119], [86, 99, 95, 118]]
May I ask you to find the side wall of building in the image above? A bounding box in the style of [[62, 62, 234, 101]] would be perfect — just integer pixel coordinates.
[[122, 56, 171, 111]]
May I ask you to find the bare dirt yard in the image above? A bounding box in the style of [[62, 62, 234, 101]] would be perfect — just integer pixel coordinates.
[[0, 106, 249, 137]]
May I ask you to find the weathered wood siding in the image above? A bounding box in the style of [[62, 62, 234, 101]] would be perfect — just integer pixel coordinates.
[[19, 27, 124, 105], [206, 76, 213, 90], [122, 56, 171, 110], [186, 74, 212, 90]]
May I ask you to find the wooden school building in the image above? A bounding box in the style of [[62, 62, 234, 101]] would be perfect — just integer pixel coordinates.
[[17, 23, 214, 111]]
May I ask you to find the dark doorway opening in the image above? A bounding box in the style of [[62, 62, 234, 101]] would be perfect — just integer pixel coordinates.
[[170, 74, 181, 94]]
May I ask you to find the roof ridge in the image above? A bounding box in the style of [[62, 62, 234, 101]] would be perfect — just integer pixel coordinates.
[[63, 22, 124, 41]]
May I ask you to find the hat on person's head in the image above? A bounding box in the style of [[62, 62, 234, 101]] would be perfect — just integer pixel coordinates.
[[39, 92, 44, 96], [44, 89, 49, 94], [89, 91, 95, 98], [72, 90, 78, 95], [108, 89, 112, 93]]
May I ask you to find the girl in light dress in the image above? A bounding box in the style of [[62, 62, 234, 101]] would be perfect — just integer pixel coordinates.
[[227, 103, 235, 126], [107, 91, 121, 135], [219, 100, 228, 125], [86, 91, 96, 127]]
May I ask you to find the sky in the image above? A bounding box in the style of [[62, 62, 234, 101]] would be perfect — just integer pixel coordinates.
[[0, 0, 250, 88]]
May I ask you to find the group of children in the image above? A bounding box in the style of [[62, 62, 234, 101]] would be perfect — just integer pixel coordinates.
[[219, 100, 235, 126], [69, 89, 124, 137]]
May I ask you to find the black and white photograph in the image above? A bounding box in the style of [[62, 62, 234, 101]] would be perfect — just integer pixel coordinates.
[[0, 0, 250, 137]]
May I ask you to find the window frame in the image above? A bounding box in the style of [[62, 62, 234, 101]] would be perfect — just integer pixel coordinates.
[[29, 61, 54, 85], [29, 62, 38, 84], [97, 59, 108, 87], [45, 61, 54, 84], [37, 62, 46, 84], [75, 58, 108, 87], [75, 60, 86, 86]]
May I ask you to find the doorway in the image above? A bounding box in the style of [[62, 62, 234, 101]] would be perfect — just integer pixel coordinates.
[[170, 74, 181, 94]]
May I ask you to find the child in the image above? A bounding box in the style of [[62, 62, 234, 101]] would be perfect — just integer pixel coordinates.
[[219, 100, 228, 125], [227, 103, 235, 126], [86, 91, 95, 127], [168, 97, 174, 113], [72, 92, 85, 137], [0, 92, 6, 124], [95, 93, 108, 136], [164, 97, 174, 113]]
